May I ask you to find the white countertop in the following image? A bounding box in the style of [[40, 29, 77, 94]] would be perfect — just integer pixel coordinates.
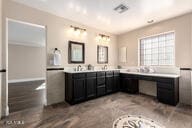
[[64, 69, 180, 78], [120, 71, 180, 78], [63, 69, 120, 73]]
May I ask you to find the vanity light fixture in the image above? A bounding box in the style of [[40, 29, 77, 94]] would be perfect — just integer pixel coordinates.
[[70, 25, 87, 36], [97, 34, 111, 42]]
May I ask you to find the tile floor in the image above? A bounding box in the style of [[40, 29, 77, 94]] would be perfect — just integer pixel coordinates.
[[1, 92, 192, 128]]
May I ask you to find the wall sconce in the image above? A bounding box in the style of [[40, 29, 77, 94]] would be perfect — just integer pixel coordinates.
[[70, 25, 87, 36], [96, 34, 110, 42]]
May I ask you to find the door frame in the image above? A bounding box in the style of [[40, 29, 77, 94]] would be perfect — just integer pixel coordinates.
[[5, 18, 47, 116]]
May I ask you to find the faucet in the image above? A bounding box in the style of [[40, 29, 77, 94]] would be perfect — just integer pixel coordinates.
[[77, 65, 81, 71], [103, 65, 107, 70]]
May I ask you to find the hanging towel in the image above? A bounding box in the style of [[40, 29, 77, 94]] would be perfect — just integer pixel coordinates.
[[53, 49, 61, 66]]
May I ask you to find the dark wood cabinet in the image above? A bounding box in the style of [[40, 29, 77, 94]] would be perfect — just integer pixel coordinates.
[[65, 73, 86, 104], [157, 88, 174, 105], [120, 77, 138, 94], [97, 85, 106, 96], [106, 76, 113, 93], [120, 73, 179, 106], [157, 78, 179, 106], [96, 72, 106, 97], [113, 71, 120, 92], [86, 76, 96, 99], [120, 74, 138, 94], [65, 70, 119, 104], [65, 71, 179, 106], [113, 76, 119, 92], [73, 79, 86, 102]]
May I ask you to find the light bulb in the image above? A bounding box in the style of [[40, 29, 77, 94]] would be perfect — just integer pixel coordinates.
[[107, 37, 110, 42], [74, 29, 80, 36], [98, 35, 102, 40], [82, 30, 87, 36], [70, 27, 74, 32], [103, 36, 107, 42]]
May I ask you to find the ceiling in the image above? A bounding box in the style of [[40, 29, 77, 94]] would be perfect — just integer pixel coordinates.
[[13, 0, 192, 35], [8, 20, 46, 47]]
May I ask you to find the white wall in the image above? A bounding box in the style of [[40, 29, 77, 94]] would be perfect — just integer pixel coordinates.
[[8, 44, 46, 82]]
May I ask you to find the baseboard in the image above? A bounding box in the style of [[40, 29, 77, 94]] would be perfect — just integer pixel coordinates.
[[8, 77, 45, 83]]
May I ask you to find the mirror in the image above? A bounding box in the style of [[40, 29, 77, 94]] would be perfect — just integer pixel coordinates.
[[68, 41, 85, 63], [97, 45, 108, 64]]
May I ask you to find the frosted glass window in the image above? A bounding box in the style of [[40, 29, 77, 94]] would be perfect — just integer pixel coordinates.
[[140, 32, 175, 66]]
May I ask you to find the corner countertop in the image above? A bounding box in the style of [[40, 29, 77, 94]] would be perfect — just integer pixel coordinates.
[[120, 71, 180, 78]]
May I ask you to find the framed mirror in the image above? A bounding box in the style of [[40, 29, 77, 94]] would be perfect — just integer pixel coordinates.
[[97, 45, 108, 64], [68, 41, 85, 63]]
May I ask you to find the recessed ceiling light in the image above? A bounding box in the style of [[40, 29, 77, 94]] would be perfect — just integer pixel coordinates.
[[147, 20, 154, 24]]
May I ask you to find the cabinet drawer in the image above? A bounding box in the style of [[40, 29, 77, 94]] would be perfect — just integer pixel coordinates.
[[86, 72, 96, 78], [157, 88, 174, 105], [97, 72, 105, 77], [97, 77, 105, 85], [97, 86, 106, 96], [139, 75, 154, 81], [114, 71, 120, 76], [120, 74, 138, 79], [106, 71, 113, 77], [156, 77, 174, 83], [157, 82, 174, 89], [73, 73, 86, 79]]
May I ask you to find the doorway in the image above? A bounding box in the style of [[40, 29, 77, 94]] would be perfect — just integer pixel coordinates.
[[7, 19, 47, 113]]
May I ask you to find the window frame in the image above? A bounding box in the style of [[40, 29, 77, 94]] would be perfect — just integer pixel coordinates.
[[138, 31, 175, 67]]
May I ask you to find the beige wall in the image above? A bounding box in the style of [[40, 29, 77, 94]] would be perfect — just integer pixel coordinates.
[[0, 0, 2, 118], [118, 13, 192, 68], [0, 0, 1, 59], [8, 44, 46, 81], [1, 0, 118, 111], [3, 0, 118, 68]]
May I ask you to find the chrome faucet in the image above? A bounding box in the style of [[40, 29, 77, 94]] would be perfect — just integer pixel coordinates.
[[104, 65, 107, 70], [77, 65, 82, 71]]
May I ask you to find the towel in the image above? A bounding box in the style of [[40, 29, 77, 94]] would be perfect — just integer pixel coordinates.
[[53, 52, 61, 66]]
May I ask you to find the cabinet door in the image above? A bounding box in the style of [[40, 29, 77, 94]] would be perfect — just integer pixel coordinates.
[[120, 78, 138, 94], [73, 79, 86, 102], [97, 85, 106, 97], [120, 78, 127, 91], [97, 77, 105, 85], [106, 77, 113, 93], [86, 77, 96, 99], [113, 76, 119, 92], [157, 88, 175, 105]]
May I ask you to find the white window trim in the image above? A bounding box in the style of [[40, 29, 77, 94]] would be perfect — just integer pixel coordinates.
[[137, 31, 176, 67]]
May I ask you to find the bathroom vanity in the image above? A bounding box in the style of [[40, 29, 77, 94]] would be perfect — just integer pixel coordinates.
[[65, 70, 120, 104], [120, 71, 179, 106], [65, 70, 180, 106]]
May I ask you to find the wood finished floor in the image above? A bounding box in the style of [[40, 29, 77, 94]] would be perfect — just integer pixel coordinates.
[[1, 92, 192, 128], [8, 80, 46, 113]]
